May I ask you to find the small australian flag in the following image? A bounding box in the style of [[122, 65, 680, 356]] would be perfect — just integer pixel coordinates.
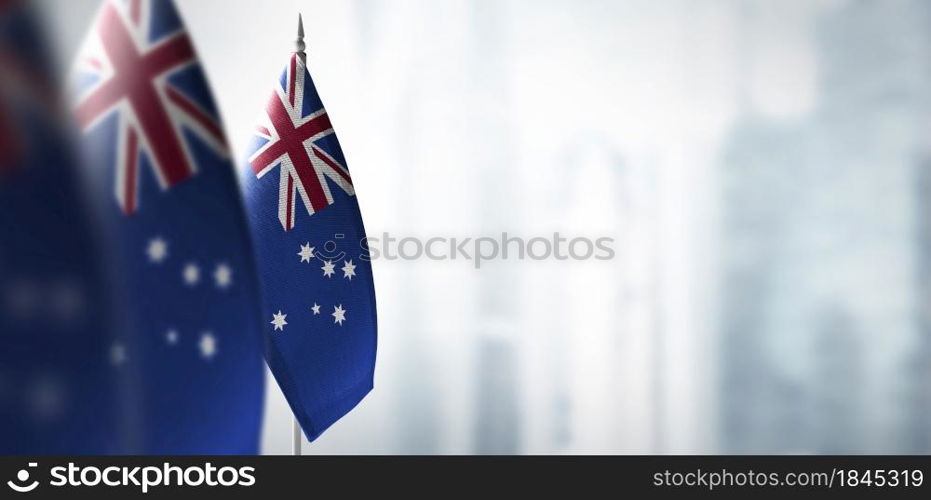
[[241, 33, 377, 441], [71, 0, 265, 453]]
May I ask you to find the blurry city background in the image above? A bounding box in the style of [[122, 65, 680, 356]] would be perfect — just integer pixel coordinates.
[[30, 0, 931, 453]]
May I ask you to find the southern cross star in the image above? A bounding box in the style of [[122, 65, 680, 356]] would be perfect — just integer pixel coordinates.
[[271, 310, 288, 331], [147, 237, 168, 263], [332, 304, 346, 326], [214, 263, 232, 289], [298, 242, 315, 263], [199, 332, 217, 359], [341, 259, 357, 280], [183, 263, 200, 286]]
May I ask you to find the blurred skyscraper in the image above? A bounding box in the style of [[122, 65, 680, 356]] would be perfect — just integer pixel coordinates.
[[469, 0, 522, 455], [720, 0, 931, 453], [913, 155, 931, 452]]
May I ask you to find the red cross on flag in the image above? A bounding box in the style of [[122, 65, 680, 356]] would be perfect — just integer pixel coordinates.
[[73, 0, 227, 214]]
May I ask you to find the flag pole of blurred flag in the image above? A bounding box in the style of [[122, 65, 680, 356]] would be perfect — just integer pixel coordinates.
[[71, 0, 265, 453], [0, 0, 118, 454], [241, 15, 377, 442]]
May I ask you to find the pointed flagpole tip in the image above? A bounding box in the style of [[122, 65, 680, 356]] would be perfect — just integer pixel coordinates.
[[295, 13, 306, 63]]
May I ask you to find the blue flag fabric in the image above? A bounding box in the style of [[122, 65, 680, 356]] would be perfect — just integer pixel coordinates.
[[72, 0, 264, 453], [0, 0, 118, 454], [241, 53, 377, 441]]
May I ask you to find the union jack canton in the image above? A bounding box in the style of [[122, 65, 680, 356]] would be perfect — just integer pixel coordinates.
[[74, 0, 226, 214], [248, 54, 355, 231]]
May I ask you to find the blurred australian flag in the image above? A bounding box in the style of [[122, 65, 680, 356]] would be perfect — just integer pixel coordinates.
[[241, 45, 377, 441], [71, 0, 265, 453], [0, 0, 118, 454]]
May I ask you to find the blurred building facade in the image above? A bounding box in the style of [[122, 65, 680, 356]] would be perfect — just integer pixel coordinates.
[[720, 0, 931, 453]]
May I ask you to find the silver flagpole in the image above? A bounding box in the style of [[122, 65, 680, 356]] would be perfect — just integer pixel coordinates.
[[292, 13, 305, 458], [296, 13, 307, 64], [292, 418, 302, 456]]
